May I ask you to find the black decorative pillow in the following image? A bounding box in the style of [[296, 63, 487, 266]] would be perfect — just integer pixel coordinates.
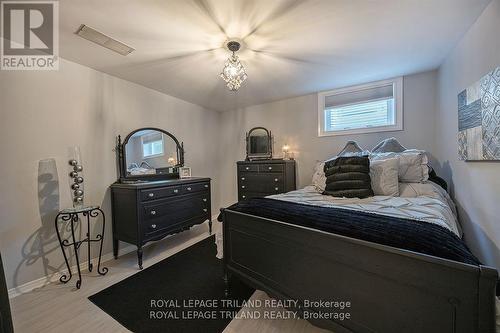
[[323, 156, 374, 198]]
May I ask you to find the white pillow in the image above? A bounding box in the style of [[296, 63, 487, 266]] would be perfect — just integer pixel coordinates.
[[370, 157, 399, 196], [370, 149, 429, 183], [398, 182, 435, 197], [312, 161, 326, 192]]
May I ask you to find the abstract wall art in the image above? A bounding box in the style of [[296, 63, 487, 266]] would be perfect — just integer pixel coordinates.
[[458, 66, 500, 161]]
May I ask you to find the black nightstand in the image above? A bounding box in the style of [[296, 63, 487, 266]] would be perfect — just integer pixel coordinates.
[[236, 159, 296, 201]]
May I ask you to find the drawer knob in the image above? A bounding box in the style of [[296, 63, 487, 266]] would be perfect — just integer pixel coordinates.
[[241, 185, 245, 189], [275, 187, 279, 191], [148, 193, 154, 197], [173, 189, 179, 193], [151, 224, 157, 229], [187, 187, 192, 191], [204, 184, 208, 188], [241, 177, 245, 181], [274, 178, 278, 182], [245, 167, 249, 170], [203, 208, 208, 212], [151, 210, 156, 215], [203, 198, 207, 202], [268, 166, 272, 170], [242, 195, 246, 199]]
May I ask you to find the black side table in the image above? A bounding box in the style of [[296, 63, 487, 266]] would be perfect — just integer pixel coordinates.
[[55, 206, 108, 289]]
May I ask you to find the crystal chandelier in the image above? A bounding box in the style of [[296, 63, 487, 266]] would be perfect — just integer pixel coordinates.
[[220, 41, 247, 91]]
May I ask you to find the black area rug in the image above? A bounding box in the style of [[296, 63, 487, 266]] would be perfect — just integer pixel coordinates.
[[88, 236, 254, 333]]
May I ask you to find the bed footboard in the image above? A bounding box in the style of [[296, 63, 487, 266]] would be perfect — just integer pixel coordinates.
[[222, 209, 498, 333]]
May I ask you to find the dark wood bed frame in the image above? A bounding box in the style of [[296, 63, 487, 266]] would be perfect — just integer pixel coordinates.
[[221, 209, 498, 333]]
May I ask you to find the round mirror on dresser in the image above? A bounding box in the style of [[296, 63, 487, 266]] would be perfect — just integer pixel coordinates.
[[117, 127, 184, 182]]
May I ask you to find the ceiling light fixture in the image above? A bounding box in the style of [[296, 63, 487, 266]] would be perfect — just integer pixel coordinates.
[[220, 41, 247, 91]]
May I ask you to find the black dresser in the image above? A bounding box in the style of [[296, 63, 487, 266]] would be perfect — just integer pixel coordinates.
[[110, 177, 211, 269], [237, 160, 296, 201]]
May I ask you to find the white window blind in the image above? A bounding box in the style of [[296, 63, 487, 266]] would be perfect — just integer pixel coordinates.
[[318, 77, 403, 136], [142, 133, 164, 158], [325, 98, 395, 131]]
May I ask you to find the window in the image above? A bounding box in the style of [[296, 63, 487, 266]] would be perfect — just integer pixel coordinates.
[[142, 132, 164, 158], [318, 77, 403, 136]]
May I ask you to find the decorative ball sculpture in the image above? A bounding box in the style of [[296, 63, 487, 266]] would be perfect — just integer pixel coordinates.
[[68, 149, 85, 207]]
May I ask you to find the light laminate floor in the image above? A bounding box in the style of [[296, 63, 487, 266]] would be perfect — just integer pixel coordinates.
[[9, 222, 329, 333], [10, 223, 213, 333], [223, 290, 330, 333]]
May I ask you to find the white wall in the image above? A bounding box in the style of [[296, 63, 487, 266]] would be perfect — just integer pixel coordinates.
[[219, 70, 438, 207], [435, 0, 500, 269], [0, 58, 222, 289]]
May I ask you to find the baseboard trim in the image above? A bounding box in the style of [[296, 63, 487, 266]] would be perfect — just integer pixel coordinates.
[[8, 218, 219, 299], [8, 244, 136, 299]]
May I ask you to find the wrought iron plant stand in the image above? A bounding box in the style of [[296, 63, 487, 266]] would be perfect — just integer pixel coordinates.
[[55, 206, 108, 289]]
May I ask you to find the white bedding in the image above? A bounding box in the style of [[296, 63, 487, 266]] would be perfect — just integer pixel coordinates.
[[267, 182, 461, 237], [128, 167, 156, 175]]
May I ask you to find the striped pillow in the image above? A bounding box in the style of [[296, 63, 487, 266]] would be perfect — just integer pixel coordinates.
[[323, 156, 374, 198]]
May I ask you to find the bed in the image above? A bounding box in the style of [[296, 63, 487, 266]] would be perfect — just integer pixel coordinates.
[[219, 174, 498, 332]]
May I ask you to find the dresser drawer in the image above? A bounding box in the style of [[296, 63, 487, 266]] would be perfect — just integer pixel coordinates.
[[238, 174, 284, 185], [143, 195, 208, 224], [239, 174, 283, 182], [239, 190, 284, 201], [182, 182, 210, 194], [259, 164, 284, 173], [238, 164, 259, 172], [140, 186, 181, 201], [239, 183, 284, 193], [239, 174, 284, 192], [238, 192, 262, 201]]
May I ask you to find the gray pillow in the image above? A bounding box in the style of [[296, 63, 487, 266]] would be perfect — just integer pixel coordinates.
[[371, 137, 407, 153], [337, 141, 369, 157]]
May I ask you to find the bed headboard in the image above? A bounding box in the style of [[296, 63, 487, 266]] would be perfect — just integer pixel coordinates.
[[337, 139, 449, 192]]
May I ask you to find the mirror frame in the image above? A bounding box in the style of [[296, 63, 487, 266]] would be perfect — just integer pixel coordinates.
[[117, 127, 184, 182], [246, 127, 273, 160]]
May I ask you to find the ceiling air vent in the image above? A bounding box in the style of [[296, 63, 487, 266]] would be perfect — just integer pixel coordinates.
[[75, 24, 134, 56]]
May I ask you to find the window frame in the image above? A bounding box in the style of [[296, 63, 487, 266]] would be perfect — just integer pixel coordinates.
[[317, 77, 404, 137], [141, 134, 164, 159]]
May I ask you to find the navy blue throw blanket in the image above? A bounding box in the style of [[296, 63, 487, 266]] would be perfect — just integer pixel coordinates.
[[219, 197, 480, 266]]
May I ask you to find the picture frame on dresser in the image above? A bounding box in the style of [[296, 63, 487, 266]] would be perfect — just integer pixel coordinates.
[[110, 127, 212, 269], [179, 166, 192, 178]]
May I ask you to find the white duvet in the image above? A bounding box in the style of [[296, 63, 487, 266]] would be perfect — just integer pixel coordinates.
[[267, 182, 461, 237]]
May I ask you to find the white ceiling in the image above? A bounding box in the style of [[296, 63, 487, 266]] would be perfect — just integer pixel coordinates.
[[59, 0, 491, 111]]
